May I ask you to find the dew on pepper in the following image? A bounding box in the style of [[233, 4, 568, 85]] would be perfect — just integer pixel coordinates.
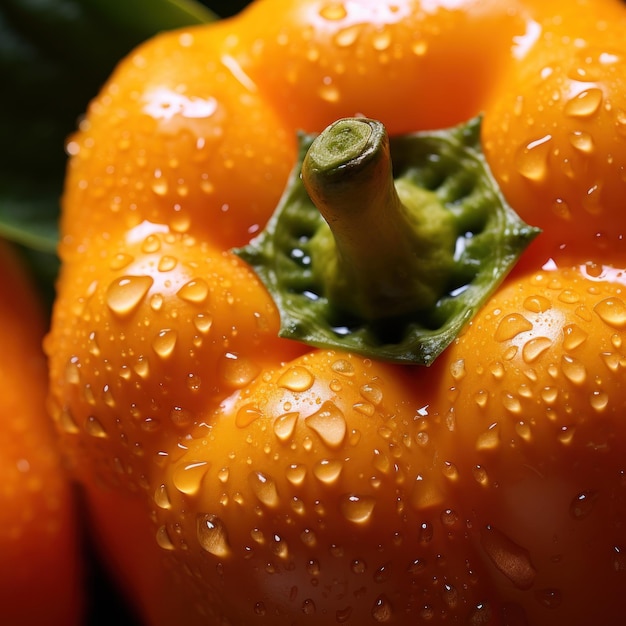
[[521, 336, 552, 363], [472, 465, 489, 486], [197, 513, 231, 557], [152, 328, 178, 358], [305, 401, 347, 448], [515, 134, 552, 182], [249, 470, 279, 507], [371, 594, 393, 622], [85, 415, 108, 438], [313, 458, 343, 484], [286, 463, 307, 486], [476, 423, 500, 451], [495, 313, 533, 342], [278, 365, 315, 392], [235, 404, 263, 428], [594, 297, 626, 329], [560, 354, 587, 384], [218, 352, 259, 388], [106, 275, 153, 316], [172, 460, 209, 495], [154, 483, 171, 510], [564, 88, 603, 118], [589, 390, 609, 412]]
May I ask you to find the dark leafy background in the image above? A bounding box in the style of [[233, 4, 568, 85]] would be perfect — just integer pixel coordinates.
[[0, 0, 249, 623]]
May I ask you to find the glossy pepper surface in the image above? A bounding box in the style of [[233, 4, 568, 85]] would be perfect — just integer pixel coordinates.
[[0, 239, 83, 626], [46, 0, 626, 624]]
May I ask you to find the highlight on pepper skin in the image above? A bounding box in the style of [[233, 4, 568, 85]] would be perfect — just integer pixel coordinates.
[[39, 0, 626, 624]]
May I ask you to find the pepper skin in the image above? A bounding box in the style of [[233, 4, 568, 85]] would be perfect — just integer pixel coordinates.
[[45, 1, 626, 625], [0, 239, 83, 626]]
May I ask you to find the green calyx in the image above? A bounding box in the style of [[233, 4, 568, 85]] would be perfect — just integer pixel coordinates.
[[235, 116, 539, 365]]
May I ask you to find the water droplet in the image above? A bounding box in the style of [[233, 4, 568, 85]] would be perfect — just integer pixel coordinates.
[[156, 525, 175, 550], [134, 355, 150, 379], [110, 253, 134, 271], [65, 359, 81, 385], [106, 276, 153, 316], [569, 130, 594, 153], [313, 459, 343, 484], [449, 358, 466, 380], [516, 420, 532, 442], [412, 40, 428, 55], [219, 352, 259, 388], [595, 297, 626, 329], [495, 313, 533, 341], [564, 88, 603, 118], [85, 415, 108, 438], [197, 514, 231, 557], [235, 404, 263, 428], [515, 135, 552, 182], [351, 558, 367, 574], [476, 423, 500, 450], [249, 471, 279, 507], [522, 336, 552, 363], [305, 401, 347, 448], [254, 602, 266, 616], [562, 323, 588, 351], [193, 313, 213, 334], [589, 390, 609, 412], [473, 465, 489, 486], [286, 463, 307, 486], [150, 293, 164, 311], [360, 383, 383, 406], [561, 354, 586, 384], [480, 525, 536, 590], [442, 461, 459, 481], [177, 278, 209, 304], [569, 490, 598, 520], [273, 412, 299, 442], [152, 328, 178, 358], [57, 406, 80, 434], [502, 393, 523, 414], [154, 484, 171, 509], [157, 255, 177, 272], [173, 460, 209, 495], [334, 24, 360, 47], [151, 177, 169, 196], [371, 594, 393, 622], [302, 599, 316, 615], [278, 365, 315, 392], [441, 583, 458, 609], [467, 602, 494, 625], [318, 81, 340, 103], [372, 29, 391, 51], [142, 234, 161, 253], [523, 295, 551, 313], [340, 494, 375, 523], [319, 2, 347, 20], [332, 359, 355, 376]]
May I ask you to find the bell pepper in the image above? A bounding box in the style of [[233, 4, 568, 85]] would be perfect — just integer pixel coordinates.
[[0, 239, 83, 625], [45, 0, 626, 624]]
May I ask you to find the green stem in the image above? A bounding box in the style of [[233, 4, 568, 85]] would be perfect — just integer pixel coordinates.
[[302, 117, 455, 322]]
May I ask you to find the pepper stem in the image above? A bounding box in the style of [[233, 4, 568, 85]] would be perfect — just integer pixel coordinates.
[[302, 117, 456, 322]]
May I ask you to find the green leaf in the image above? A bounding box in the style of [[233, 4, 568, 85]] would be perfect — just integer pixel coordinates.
[[0, 0, 216, 265]]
